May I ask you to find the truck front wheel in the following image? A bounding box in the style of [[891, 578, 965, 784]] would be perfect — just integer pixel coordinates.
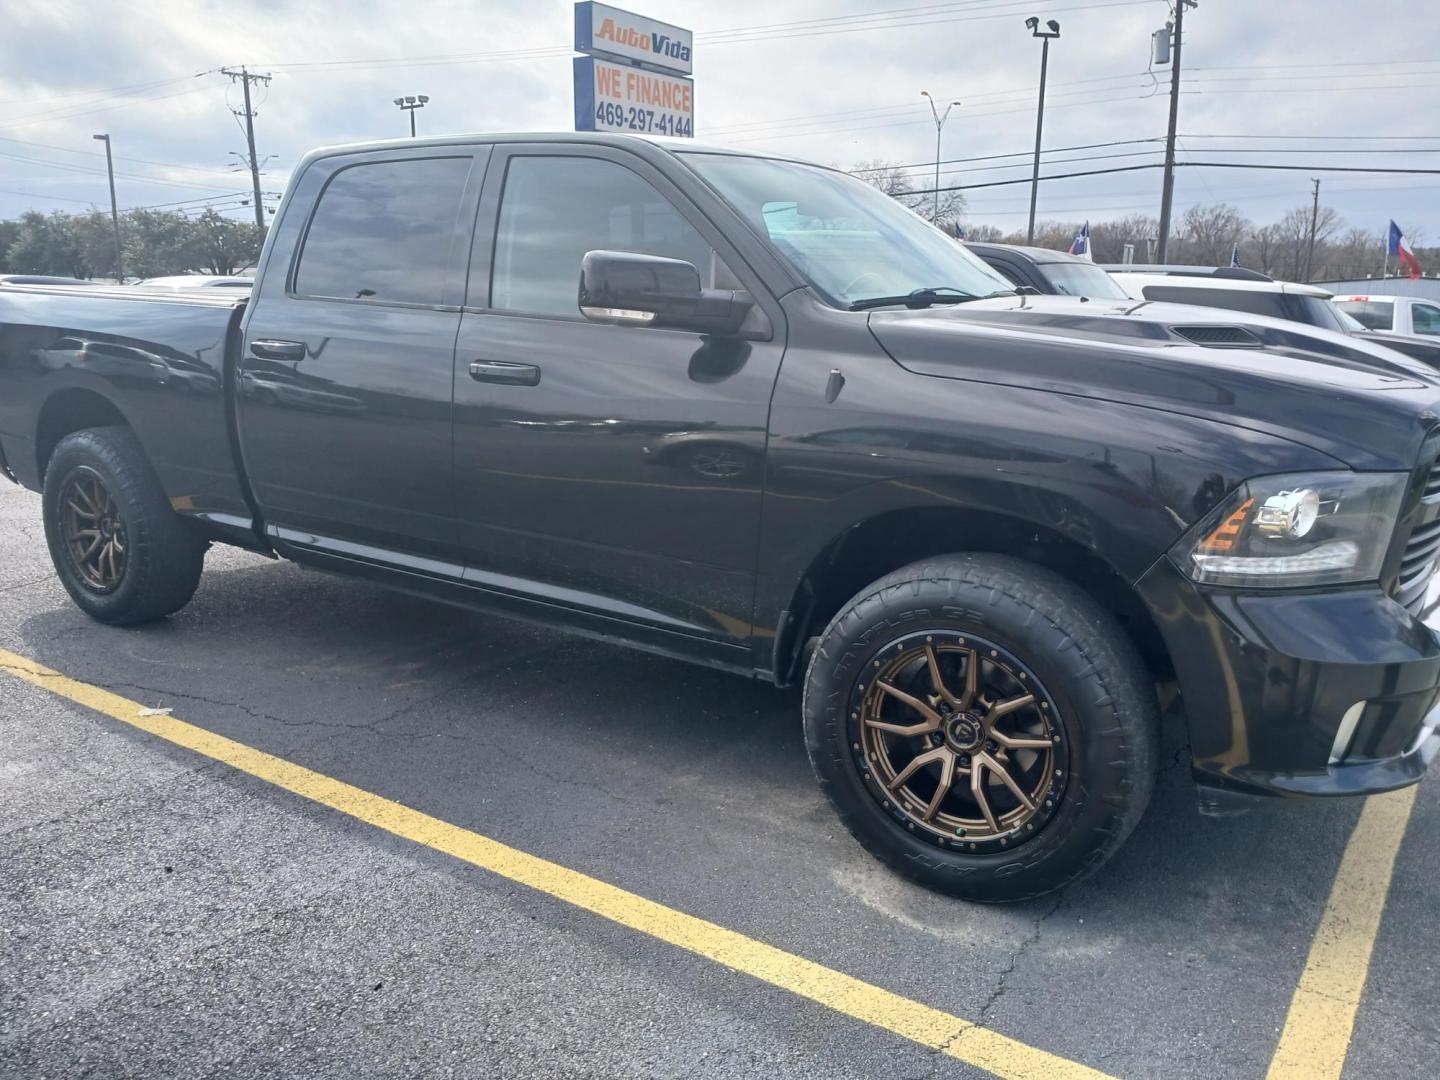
[[43, 426, 207, 625], [803, 554, 1157, 902]]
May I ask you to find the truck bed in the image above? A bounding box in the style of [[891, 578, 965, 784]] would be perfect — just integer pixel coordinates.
[[0, 283, 256, 542]]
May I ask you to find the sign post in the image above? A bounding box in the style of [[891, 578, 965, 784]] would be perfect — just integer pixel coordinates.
[[573, 2, 694, 137]]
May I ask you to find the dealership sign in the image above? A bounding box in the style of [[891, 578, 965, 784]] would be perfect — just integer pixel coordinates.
[[574, 56, 693, 137], [574, 2, 693, 137], [573, 2, 692, 76]]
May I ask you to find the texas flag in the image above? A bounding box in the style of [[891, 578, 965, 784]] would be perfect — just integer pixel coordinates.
[[1068, 221, 1092, 260], [1390, 220, 1423, 279]]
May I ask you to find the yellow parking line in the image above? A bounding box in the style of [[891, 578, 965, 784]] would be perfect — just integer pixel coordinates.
[[0, 647, 1110, 1080], [1266, 786, 1420, 1080]]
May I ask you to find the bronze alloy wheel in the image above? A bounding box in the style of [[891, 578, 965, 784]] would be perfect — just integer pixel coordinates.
[[60, 466, 128, 592], [849, 630, 1068, 853]]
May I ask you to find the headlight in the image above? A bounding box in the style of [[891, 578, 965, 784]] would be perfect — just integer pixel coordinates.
[[1174, 471, 1407, 588]]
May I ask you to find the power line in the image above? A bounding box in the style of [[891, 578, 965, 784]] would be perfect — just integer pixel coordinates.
[[0, 187, 97, 205], [0, 150, 241, 192], [0, 80, 216, 128], [1182, 133, 1440, 141], [0, 71, 215, 110], [0, 134, 250, 180], [904, 159, 1440, 197], [255, 0, 1160, 70]]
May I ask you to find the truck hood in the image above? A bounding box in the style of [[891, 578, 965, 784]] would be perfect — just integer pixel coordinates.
[[868, 294, 1440, 470]]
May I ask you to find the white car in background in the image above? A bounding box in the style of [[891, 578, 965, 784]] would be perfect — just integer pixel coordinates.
[[1333, 294, 1440, 337], [1104, 265, 1440, 369], [1105, 266, 1353, 331]]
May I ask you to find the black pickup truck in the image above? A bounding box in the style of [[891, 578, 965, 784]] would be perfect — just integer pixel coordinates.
[[4, 133, 1439, 902]]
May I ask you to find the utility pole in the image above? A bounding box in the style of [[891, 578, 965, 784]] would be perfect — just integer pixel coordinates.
[[1025, 17, 1061, 245], [920, 90, 961, 225], [1155, 0, 1195, 263], [91, 133, 123, 283], [221, 67, 272, 230], [1304, 177, 1321, 281]]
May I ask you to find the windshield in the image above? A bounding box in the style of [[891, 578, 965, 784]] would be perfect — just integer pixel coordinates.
[[1041, 262, 1130, 299], [1331, 305, 1367, 332], [1287, 294, 1348, 333], [680, 152, 1014, 307]]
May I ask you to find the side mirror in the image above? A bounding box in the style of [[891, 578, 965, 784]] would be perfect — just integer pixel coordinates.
[[578, 250, 755, 336]]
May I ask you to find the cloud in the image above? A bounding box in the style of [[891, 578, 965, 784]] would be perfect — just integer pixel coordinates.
[[1, 0, 1435, 243]]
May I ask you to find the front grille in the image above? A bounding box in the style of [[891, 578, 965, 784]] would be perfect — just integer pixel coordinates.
[[1396, 519, 1440, 611], [1392, 447, 1440, 614], [1424, 468, 1440, 504]]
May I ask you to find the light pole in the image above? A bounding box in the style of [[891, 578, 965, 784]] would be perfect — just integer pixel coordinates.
[[1024, 17, 1060, 245], [91, 134, 124, 283], [920, 90, 961, 224], [393, 95, 429, 137]]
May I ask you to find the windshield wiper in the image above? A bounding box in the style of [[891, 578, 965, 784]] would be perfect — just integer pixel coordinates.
[[847, 286, 978, 311]]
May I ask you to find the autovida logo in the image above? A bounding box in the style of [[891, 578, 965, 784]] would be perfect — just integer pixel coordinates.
[[595, 17, 691, 65]]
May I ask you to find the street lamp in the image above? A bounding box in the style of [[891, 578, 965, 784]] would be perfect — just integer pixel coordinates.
[[920, 90, 961, 224], [1024, 17, 1060, 245], [393, 95, 429, 137], [91, 134, 124, 283]]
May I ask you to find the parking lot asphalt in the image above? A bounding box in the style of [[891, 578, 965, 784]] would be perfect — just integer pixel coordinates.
[[2, 480, 1436, 1079]]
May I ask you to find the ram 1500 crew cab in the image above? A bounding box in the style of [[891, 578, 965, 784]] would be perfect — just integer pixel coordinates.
[[3, 133, 1439, 902]]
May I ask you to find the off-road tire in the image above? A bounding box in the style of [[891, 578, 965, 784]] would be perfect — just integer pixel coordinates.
[[43, 426, 207, 625], [803, 553, 1157, 902]]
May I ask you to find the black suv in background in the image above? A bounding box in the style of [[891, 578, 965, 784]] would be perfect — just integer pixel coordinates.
[[965, 242, 1131, 299]]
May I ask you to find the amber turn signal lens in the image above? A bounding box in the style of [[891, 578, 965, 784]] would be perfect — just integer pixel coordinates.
[[1197, 496, 1253, 554]]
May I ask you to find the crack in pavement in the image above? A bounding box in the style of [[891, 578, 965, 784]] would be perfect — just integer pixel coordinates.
[[0, 576, 54, 595], [972, 891, 1068, 1032]]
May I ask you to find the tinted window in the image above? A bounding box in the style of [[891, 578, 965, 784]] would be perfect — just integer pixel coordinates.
[[1413, 303, 1440, 336], [981, 260, 1023, 287], [296, 157, 472, 305], [1334, 300, 1395, 331], [1141, 285, 1290, 321], [1285, 295, 1346, 331], [1041, 263, 1129, 299], [490, 156, 718, 317]]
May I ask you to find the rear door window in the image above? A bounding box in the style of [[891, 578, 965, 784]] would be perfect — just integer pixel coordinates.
[[295, 156, 473, 306], [1412, 303, 1440, 336]]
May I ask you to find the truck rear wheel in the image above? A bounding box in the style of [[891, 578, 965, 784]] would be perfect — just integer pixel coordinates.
[[43, 426, 207, 625], [803, 554, 1157, 903]]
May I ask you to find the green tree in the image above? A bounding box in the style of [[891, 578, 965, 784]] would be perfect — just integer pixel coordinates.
[[189, 209, 262, 275], [121, 208, 199, 278], [70, 209, 122, 280], [0, 219, 20, 269], [5, 211, 84, 276]]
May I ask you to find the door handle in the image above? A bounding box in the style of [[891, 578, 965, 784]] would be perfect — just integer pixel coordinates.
[[469, 360, 541, 386], [249, 339, 307, 362]]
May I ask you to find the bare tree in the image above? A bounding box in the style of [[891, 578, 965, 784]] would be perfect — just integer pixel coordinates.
[[1091, 214, 1159, 264], [960, 222, 1005, 242], [852, 159, 965, 228], [1180, 203, 1252, 267], [1318, 226, 1382, 281], [1272, 203, 1343, 281]]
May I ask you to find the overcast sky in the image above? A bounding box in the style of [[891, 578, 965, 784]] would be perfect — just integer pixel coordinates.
[[3, 0, 1436, 256]]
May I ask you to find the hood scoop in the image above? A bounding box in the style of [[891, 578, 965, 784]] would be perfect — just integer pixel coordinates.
[[1171, 324, 1262, 348]]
